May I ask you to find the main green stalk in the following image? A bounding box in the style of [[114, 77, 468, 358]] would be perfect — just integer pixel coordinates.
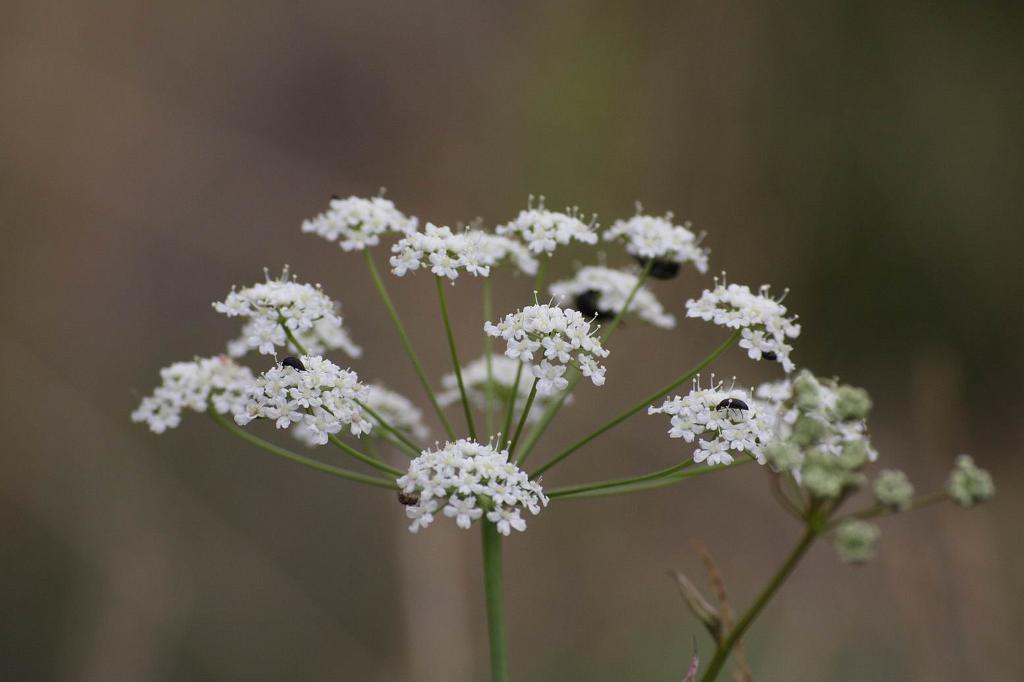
[[482, 520, 509, 682]]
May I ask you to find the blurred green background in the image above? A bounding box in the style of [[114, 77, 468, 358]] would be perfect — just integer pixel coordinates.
[[2, 1, 1021, 680]]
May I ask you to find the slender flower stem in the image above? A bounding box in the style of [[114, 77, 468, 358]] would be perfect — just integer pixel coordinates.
[[356, 399, 422, 458], [501, 362, 524, 446], [516, 262, 654, 461], [509, 378, 539, 461], [364, 250, 456, 440], [435, 276, 477, 439], [209, 413, 397, 489], [327, 433, 403, 477], [533, 255, 549, 294], [484, 277, 496, 437], [825, 491, 949, 531], [280, 322, 310, 356], [530, 330, 742, 479], [547, 458, 752, 500], [700, 527, 817, 682], [482, 520, 510, 682]]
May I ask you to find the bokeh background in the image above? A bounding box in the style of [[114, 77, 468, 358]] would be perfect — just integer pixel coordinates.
[[2, 1, 1022, 680]]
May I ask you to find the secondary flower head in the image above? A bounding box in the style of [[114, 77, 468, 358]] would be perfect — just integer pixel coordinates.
[[397, 439, 548, 535], [756, 371, 876, 498], [484, 302, 610, 395], [466, 229, 539, 276], [292, 382, 428, 447], [132, 356, 254, 433], [495, 196, 599, 255], [873, 469, 915, 511], [686, 275, 801, 371], [834, 520, 880, 564], [439, 355, 568, 423], [390, 223, 492, 280], [648, 375, 771, 466], [301, 194, 418, 251], [603, 208, 709, 278], [213, 267, 358, 358], [549, 265, 676, 329], [946, 454, 995, 507], [235, 355, 372, 444]]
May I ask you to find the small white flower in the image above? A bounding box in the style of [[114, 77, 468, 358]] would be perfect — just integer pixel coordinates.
[[485, 303, 610, 396], [397, 439, 547, 535], [438, 354, 569, 423], [549, 265, 676, 329], [214, 267, 360, 359], [686, 274, 801, 372], [603, 208, 709, 274], [236, 355, 372, 443], [495, 196, 599, 255], [132, 356, 254, 433], [649, 376, 771, 465], [302, 194, 418, 251]]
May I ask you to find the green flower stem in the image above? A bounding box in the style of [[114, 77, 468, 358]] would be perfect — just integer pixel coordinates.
[[547, 458, 752, 500], [356, 398, 422, 458], [327, 433, 403, 477], [533, 255, 549, 294], [364, 250, 456, 440], [509, 378, 539, 461], [825, 491, 948, 531], [484, 277, 496, 437], [516, 261, 654, 463], [700, 527, 817, 682], [501, 362, 524, 445], [482, 520, 510, 682], [209, 412, 397, 489], [281, 322, 310, 356], [435, 276, 477, 439], [530, 330, 742, 479]]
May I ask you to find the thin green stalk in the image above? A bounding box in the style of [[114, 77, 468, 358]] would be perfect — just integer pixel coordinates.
[[533, 255, 549, 294], [701, 527, 817, 682], [547, 458, 752, 500], [356, 398, 422, 458], [280, 321, 310, 356], [531, 330, 742, 478], [364, 250, 456, 440], [209, 413, 397, 489], [546, 458, 694, 497], [509, 378, 539, 461], [484, 277, 496, 437], [327, 433, 402, 477], [482, 520, 510, 682], [825, 491, 948, 532], [435, 275, 476, 439], [501, 362, 524, 446], [516, 261, 654, 461]]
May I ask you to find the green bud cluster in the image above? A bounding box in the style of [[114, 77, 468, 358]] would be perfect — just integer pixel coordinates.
[[946, 455, 995, 508], [873, 469, 914, 511], [834, 520, 880, 564]]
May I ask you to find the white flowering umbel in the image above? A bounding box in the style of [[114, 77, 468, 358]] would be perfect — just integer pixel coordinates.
[[467, 230, 539, 276], [390, 223, 494, 280], [301, 195, 418, 251], [133, 356, 255, 433], [485, 303, 610, 396], [214, 268, 358, 359], [603, 211, 709, 276], [236, 355, 372, 444], [649, 377, 771, 465], [397, 439, 548, 535], [495, 196, 599, 255], [439, 355, 566, 423], [292, 382, 428, 447], [549, 265, 676, 329], [686, 276, 801, 371]]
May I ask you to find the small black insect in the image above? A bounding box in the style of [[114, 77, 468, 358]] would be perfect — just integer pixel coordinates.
[[281, 356, 306, 371], [716, 397, 749, 411], [575, 289, 615, 322], [761, 351, 778, 362], [397, 491, 420, 506], [331, 193, 341, 200], [635, 255, 680, 280]]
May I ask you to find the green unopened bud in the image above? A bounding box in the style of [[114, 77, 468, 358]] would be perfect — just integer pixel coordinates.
[[792, 415, 828, 447], [764, 441, 802, 472], [837, 439, 871, 470], [802, 450, 865, 499], [946, 454, 995, 507], [834, 520, 880, 564], [835, 385, 872, 420], [792, 370, 822, 411], [873, 469, 914, 511]]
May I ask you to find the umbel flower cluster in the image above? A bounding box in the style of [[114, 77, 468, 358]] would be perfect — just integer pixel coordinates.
[[397, 439, 548, 535], [133, 191, 996, 682], [235, 355, 372, 444], [649, 377, 771, 466], [484, 302, 610, 395]]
